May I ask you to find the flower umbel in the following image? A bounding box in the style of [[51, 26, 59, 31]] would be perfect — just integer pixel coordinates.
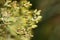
[[0, 0, 42, 40]]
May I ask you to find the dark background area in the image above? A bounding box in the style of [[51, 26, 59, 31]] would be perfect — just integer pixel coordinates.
[[30, 0, 60, 40]]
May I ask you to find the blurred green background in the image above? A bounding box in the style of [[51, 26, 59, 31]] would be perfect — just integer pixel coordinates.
[[0, 0, 60, 40], [30, 0, 60, 40]]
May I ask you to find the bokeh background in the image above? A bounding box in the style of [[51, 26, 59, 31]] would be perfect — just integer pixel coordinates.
[[0, 0, 60, 40], [30, 0, 60, 40]]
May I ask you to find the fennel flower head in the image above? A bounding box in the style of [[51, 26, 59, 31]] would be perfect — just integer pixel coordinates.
[[0, 0, 42, 40]]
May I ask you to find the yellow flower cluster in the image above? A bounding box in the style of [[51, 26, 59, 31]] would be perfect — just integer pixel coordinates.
[[0, 0, 42, 40]]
